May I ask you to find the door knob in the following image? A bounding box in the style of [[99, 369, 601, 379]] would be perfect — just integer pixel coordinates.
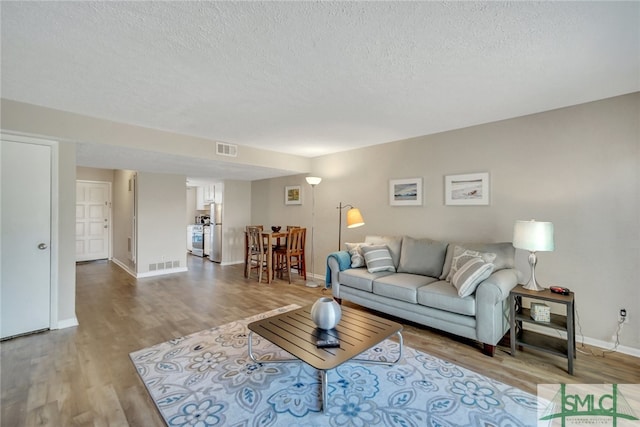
[[38, 243, 48, 250]]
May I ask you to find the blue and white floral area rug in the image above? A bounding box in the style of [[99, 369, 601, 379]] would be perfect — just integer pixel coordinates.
[[130, 305, 538, 427]]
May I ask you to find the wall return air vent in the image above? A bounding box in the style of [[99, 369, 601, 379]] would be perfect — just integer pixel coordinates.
[[216, 142, 238, 157]]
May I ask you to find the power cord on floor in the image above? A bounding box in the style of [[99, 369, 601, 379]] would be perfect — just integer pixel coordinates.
[[515, 305, 623, 358], [573, 307, 623, 357]]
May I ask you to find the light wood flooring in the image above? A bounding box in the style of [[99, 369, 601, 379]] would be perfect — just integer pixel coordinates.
[[2, 256, 639, 426]]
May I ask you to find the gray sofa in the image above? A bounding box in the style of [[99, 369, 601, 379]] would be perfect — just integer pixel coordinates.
[[327, 235, 520, 356]]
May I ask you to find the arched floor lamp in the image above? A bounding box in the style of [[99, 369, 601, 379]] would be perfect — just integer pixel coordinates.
[[337, 202, 365, 250], [305, 176, 322, 288]]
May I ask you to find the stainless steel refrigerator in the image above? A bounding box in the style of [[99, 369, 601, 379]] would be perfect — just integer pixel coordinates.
[[208, 203, 222, 262]]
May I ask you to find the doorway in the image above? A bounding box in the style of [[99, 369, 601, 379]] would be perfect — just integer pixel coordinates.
[[76, 180, 112, 261]]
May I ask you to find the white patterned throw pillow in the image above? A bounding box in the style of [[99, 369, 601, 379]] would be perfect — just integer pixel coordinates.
[[361, 245, 396, 273], [344, 242, 370, 268], [452, 258, 496, 297], [445, 245, 497, 282]]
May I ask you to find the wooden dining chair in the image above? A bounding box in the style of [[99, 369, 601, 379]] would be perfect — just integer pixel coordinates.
[[244, 226, 264, 277], [273, 225, 300, 253], [246, 227, 269, 283], [274, 227, 306, 283]]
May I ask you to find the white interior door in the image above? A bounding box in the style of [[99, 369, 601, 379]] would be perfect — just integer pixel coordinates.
[[76, 181, 111, 261], [1, 139, 52, 339]]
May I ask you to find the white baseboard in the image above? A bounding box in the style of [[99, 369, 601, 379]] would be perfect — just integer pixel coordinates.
[[574, 334, 640, 358], [523, 322, 640, 358], [111, 257, 137, 277], [54, 317, 79, 329], [111, 257, 187, 278], [220, 260, 244, 266], [308, 272, 325, 282], [137, 267, 188, 278]]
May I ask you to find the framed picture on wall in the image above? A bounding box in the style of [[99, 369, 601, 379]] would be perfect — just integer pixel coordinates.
[[444, 172, 490, 205], [285, 185, 302, 205], [389, 178, 423, 206]]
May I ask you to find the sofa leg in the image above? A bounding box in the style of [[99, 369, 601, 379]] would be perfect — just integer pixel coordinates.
[[334, 297, 342, 305], [483, 344, 496, 357]]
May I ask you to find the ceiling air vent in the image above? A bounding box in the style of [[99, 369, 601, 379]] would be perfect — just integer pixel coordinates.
[[216, 142, 238, 157]]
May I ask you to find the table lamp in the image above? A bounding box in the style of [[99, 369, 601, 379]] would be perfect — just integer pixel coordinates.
[[513, 220, 554, 291]]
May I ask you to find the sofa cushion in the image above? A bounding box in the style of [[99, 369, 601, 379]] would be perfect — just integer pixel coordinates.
[[398, 236, 448, 277], [451, 258, 496, 297], [338, 268, 393, 293], [362, 245, 396, 273], [441, 242, 515, 279], [365, 235, 403, 268], [344, 242, 370, 268], [373, 273, 438, 304], [444, 245, 497, 282], [417, 281, 476, 316]]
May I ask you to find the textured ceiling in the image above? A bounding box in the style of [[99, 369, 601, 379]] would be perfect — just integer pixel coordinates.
[[1, 1, 639, 177]]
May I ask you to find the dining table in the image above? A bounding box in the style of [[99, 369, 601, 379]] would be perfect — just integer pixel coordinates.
[[244, 230, 289, 284]]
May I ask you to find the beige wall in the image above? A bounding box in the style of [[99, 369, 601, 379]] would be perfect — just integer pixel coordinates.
[[77, 166, 114, 182], [252, 93, 640, 352], [1, 98, 311, 174], [186, 187, 198, 225], [136, 172, 187, 275], [57, 142, 78, 326], [89, 169, 187, 277], [220, 180, 252, 265]]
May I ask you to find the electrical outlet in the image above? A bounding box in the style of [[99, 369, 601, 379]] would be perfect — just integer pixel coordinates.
[[618, 308, 628, 323]]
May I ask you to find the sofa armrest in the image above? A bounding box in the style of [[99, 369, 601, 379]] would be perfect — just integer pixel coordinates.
[[327, 251, 351, 295], [475, 268, 519, 346], [476, 268, 519, 304]]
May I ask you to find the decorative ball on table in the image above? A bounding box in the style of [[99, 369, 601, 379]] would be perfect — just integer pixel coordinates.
[[310, 297, 342, 330], [271, 226, 281, 232]]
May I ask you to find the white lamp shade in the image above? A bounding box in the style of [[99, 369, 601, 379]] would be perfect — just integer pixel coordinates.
[[305, 176, 322, 185], [513, 220, 554, 252], [346, 208, 365, 228]]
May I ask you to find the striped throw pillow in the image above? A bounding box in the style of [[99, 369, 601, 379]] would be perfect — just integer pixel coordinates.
[[451, 258, 495, 297], [362, 245, 396, 273], [445, 245, 497, 282]]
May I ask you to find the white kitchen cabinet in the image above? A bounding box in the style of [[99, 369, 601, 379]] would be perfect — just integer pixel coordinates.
[[196, 184, 216, 210], [196, 187, 204, 210], [203, 185, 215, 203]]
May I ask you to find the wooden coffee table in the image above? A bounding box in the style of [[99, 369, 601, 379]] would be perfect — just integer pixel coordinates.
[[247, 304, 403, 414]]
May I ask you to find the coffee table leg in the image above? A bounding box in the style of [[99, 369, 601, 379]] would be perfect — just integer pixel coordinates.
[[247, 331, 259, 363], [321, 369, 328, 415], [247, 331, 300, 364]]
